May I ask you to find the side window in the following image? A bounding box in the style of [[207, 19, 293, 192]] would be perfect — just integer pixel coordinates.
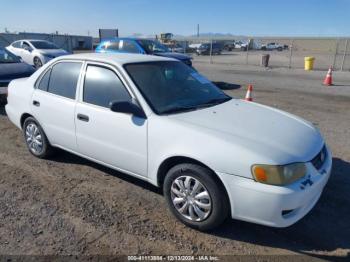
[[22, 42, 30, 49], [83, 65, 131, 108], [120, 40, 139, 53], [48, 62, 82, 99], [38, 69, 51, 91]]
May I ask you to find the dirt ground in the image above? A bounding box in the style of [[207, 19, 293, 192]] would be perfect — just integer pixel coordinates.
[[0, 62, 349, 261]]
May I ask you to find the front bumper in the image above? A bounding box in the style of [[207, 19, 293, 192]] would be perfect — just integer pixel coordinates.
[[217, 145, 332, 227]]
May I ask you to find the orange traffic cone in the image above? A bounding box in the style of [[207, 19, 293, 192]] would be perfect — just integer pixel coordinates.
[[323, 67, 333, 86], [245, 85, 253, 101]]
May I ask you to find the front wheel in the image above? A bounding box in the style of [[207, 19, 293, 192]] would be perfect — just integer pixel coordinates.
[[163, 163, 229, 231]]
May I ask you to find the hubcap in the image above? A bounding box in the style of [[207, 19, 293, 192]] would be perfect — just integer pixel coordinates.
[[171, 176, 212, 222], [25, 123, 43, 154]]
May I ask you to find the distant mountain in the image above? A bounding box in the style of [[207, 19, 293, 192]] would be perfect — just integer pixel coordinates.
[[190, 33, 237, 37], [119, 32, 248, 40]]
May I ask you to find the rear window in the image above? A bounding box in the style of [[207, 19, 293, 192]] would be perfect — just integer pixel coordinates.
[[12, 42, 22, 48], [119, 40, 139, 53], [103, 41, 120, 51]]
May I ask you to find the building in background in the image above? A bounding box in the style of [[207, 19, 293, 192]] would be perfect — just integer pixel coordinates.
[[0, 32, 93, 51]]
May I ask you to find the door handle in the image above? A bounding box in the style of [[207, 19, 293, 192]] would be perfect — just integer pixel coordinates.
[[77, 113, 89, 122], [33, 100, 40, 107]]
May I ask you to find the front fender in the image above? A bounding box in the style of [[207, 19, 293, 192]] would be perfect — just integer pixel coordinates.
[[147, 115, 271, 186]]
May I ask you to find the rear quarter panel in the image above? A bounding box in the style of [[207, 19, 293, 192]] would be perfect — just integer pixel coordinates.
[[5, 78, 35, 129], [5, 65, 46, 129]]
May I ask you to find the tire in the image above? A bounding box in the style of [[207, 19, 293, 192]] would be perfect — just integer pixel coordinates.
[[163, 163, 229, 231], [33, 57, 43, 69], [23, 117, 54, 158]]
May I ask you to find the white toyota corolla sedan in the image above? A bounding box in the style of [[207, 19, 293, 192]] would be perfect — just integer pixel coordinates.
[[5, 53, 332, 230]]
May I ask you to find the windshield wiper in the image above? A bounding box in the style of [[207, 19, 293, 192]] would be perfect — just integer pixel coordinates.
[[160, 105, 200, 115], [197, 97, 232, 108], [160, 97, 231, 115]]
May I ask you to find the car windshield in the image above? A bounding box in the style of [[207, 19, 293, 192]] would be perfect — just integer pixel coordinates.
[[30, 41, 59, 49], [124, 61, 231, 115], [137, 39, 169, 54], [0, 48, 21, 63]]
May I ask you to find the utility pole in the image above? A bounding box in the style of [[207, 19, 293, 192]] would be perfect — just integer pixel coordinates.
[[197, 24, 199, 38]]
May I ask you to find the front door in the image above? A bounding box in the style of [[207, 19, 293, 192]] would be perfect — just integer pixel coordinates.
[[75, 63, 148, 177]]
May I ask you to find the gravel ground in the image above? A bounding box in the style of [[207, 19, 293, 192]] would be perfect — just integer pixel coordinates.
[[0, 62, 349, 261]]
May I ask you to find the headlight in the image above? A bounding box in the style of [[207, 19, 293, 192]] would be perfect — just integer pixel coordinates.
[[252, 163, 306, 186]]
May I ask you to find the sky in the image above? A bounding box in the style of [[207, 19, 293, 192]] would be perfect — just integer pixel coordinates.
[[1, 0, 349, 37]]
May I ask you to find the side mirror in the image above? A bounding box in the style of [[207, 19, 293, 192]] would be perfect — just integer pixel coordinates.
[[110, 99, 146, 119]]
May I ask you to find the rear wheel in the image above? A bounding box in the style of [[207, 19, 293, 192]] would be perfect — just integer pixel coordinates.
[[33, 57, 43, 69], [23, 117, 54, 158], [163, 163, 229, 231]]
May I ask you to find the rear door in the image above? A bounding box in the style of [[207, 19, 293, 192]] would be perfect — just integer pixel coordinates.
[[75, 62, 148, 176], [31, 60, 83, 151]]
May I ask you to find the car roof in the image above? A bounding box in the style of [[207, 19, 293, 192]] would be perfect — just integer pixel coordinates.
[[100, 37, 153, 43], [57, 52, 176, 65], [12, 39, 51, 44], [27, 39, 51, 42]]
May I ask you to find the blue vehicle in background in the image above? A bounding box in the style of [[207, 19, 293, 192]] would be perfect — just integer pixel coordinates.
[[0, 47, 35, 105], [95, 38, 192, 67]]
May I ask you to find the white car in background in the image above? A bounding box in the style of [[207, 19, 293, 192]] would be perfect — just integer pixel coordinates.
[[262, 42, 284, 51], [5, 53, 332, 230], [6, 40, 69, 68]]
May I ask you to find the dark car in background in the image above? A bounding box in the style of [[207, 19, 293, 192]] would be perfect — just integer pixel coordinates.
[[196, 43, 223, 55], [0, 48, 35, 104], [95, 38, 193, 67]]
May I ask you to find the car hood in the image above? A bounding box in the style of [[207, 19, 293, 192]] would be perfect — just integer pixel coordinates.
[[0, 62, 35, 80], [153, 52, 191, 61], [38, 49, 68, 56], [168, 99, 323, 164]]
